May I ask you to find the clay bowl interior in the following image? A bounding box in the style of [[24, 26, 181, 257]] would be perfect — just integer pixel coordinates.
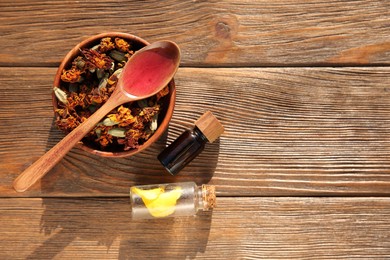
[[52, 32, 176, 157]]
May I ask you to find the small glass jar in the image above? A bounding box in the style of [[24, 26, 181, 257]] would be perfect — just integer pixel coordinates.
[[130, 182, 216, 219]]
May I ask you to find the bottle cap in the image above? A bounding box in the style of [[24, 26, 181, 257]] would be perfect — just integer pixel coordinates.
[[202, 185, 216, 210], [195, 111, 224, 143]]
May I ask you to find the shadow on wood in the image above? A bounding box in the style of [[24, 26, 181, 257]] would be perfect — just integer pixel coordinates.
[[38, 116, 219, 195], [26, 198, 212, 259]]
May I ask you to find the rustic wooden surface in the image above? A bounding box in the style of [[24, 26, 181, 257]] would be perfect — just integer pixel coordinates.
[[1, 0, 390, 259], [1, 198, 390, 259]]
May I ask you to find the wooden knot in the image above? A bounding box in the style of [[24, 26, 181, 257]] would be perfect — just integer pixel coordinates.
[[215, 22, 231, 39], [211, 14, 239, 41], [206, 14, 239, 62]]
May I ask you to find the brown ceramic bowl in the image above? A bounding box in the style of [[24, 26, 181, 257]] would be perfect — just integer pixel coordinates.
[[52, 32, 176, 157]]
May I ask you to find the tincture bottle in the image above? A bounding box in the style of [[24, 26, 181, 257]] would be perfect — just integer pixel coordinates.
[[157, 111, 224, 175], [130, 182, 216, 219]]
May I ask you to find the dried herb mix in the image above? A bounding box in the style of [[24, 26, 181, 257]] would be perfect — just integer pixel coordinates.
[[54, 37, 170, 152]]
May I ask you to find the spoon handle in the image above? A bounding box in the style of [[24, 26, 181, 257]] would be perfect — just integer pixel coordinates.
[[13, 96, 122, 193]]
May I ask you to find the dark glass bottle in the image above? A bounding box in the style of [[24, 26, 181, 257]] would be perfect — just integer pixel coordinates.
[[158, 111, 224, 175]]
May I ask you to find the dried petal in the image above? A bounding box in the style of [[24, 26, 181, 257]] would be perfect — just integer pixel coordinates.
[[108, 50, 127, 62], [108, 128, 126, 138], [95, 128, 102, 138], [96, 68, 105, 79], [102, 117, 119, 126], [72, 56, 87, 71], [98, 77, 108, 93], [91, 44, 100, 51], [150, 114, 158, 132], [53, 86, 68, 104]]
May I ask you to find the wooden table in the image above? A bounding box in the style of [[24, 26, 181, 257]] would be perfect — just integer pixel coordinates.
[[1, 1, 390, 259]]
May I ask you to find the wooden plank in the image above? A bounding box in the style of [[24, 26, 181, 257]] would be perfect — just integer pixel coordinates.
[[1, 67, 390, 196], [0, 197, 389, 259], [0, 0, 389, 66]]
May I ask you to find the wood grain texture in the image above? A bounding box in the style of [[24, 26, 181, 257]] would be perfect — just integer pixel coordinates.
[[1, 67, 390, 197], [2, 0, 389, 257], [0, 0, 389, 66], [0, 197, 389, 259]]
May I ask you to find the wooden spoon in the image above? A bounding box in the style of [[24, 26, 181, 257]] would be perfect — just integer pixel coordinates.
[[13, 40, 181, 192]]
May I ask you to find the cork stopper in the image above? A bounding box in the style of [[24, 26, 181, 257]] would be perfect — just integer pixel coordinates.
[[194, 111, 224, 143], [202, 184, 216, 210]]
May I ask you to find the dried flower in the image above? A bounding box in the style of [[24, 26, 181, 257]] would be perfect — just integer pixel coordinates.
[[81, 49, 114, 70], [56, 116, 79, 132], [157, 86, 169, 100], [115, 37, 130, 52], [55, 107, 69, 118], [96, 130, 114, 147], [118, 129, 145, 150], [99, 37, 115, 53], [61, 68, 82, 83], [139, 106, 160, 122]]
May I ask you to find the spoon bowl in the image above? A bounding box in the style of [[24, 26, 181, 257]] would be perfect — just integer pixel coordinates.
[[118, 40, 181, 99], [14, 35, 181, 192]]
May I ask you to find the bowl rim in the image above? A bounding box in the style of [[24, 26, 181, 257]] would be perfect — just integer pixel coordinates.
[[52, 32, 176, 157]]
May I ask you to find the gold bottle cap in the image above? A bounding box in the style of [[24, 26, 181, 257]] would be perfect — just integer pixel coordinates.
[[202, 184, 216, 210], [194, 111, 224, 143]]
